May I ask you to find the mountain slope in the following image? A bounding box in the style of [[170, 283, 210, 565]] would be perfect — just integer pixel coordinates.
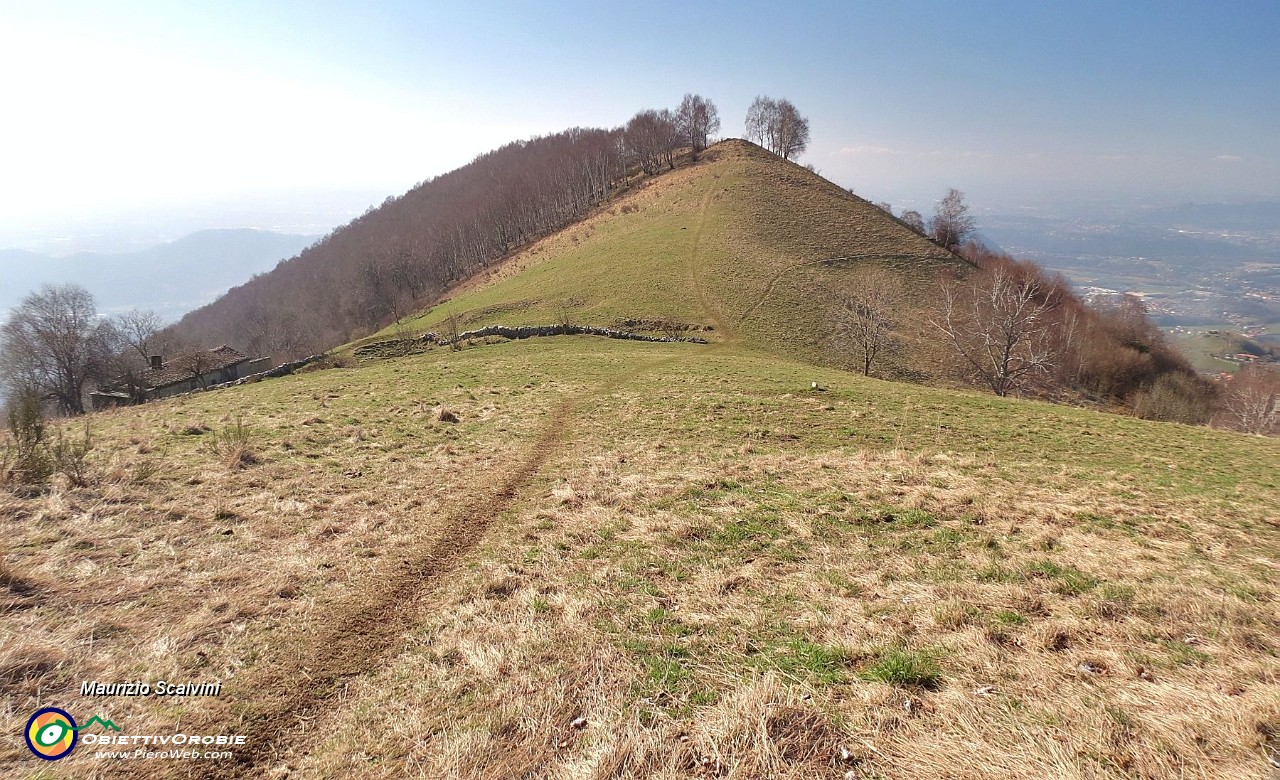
[[166, 128, 628, 356], [386, 140, 962, 366]]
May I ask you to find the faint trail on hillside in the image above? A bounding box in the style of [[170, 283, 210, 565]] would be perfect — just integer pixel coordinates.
[[687, 191, 734, 339], [737, 253, 930, 324], [738, 257, 841, 324], [141, 352, 691, 780]]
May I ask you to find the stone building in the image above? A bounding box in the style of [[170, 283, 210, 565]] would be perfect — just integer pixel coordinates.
[[90, 346, 270, 410]]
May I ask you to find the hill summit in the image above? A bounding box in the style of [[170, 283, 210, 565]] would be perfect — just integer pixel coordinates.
[[167, 138, 962, 373], [378, 139, 963, 369]]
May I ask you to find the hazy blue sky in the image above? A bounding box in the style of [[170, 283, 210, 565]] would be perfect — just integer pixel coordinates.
[[2, 0, 1277, 246]]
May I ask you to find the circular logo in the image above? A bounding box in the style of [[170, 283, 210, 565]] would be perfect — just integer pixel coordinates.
[[25, 707, 78, 761]]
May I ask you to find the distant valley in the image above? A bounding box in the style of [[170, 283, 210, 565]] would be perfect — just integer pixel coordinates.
[[980, 200, 1280, 329], [0, 228, 317, 322]]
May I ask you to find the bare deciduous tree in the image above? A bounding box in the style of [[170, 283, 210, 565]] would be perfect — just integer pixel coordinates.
[[624, 109, 679, 175], [930, 188, 975, 248], [657, 109, 679, 169], [745, 96, 772, 146], [675, 93, 720, 157], [774, 99, 810, 160], [109, 308, 168, 403], [1, 284, 117, 415], [900, 210, 926, 234], [744, 96, 810, 160], [114, 308, 163, 362], [1216, 364, 1279, 435], [356, 256, 395, 327], [931, 266, 1061, 397], [388, 243, 427, 304], [836, 267, 904, 376], [1132, 371, 1215, 424], [236, 303, 276, 360]]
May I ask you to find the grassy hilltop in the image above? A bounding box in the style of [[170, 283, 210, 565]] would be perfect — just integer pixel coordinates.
[[369, 140, 962, 370], [2, 143, 1278, 779]]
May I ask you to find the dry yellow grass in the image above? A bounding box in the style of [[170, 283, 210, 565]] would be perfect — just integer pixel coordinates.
[[0, 347, 596, 777], [6, 337, 1273, 778], [271, 360, 1277, 779]]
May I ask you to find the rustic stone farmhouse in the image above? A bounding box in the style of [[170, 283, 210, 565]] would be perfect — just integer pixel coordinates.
[[90, 345, 270, 410]]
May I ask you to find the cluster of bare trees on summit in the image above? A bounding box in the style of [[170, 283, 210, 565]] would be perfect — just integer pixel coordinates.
[[745, 96, 811, 160], [628, 92, 816, 168], [623, 94, 722, 175], [624, 92, 817, 173]]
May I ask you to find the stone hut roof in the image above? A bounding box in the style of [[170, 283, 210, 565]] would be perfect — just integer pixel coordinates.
[[143, 345, 249, 389]]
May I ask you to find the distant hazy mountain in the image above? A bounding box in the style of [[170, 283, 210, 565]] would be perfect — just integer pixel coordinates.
[[0, 229, 317, 321]]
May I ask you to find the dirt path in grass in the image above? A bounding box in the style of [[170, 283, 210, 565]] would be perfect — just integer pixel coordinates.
[[174, 408, 573, 778], [130, 354, 687, 780], [688, 190, 734, 339]]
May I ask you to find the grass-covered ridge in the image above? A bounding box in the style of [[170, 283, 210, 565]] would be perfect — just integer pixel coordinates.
[[2, 336, 1277, 778], [367, 140, 962, 370]]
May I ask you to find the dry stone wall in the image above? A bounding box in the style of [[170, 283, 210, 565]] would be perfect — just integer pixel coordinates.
[[354, 323, 707, 360]]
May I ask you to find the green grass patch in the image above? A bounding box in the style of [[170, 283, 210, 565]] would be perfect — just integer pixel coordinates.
[[993, 610, 1027, 626], [859, 506, 937, 529], [820, 571, 863, 597], [642, 607, 695, 638], [623, 638, 696, 702], [753, 638, 857, 686], [1025, 560, 1100, 595], [976, 564, 1019, 583], [859, 647, 943, 689], [1077, 511, 1143, 536], [1092, 584, 1137, 618], [1163, 639, 1212, 667]]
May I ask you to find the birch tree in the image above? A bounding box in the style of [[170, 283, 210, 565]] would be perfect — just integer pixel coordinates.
[[675, 93, 721, 155], [932, 267, 1061, 397]]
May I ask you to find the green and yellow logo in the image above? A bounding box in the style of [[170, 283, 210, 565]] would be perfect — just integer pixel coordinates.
[[24, 708, 119, 761]]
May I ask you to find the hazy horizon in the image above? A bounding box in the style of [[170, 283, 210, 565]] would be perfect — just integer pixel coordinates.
[[2, 0, 1276, 254], [9, 165, 1279, 258], [0, 187, 383, 256]]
